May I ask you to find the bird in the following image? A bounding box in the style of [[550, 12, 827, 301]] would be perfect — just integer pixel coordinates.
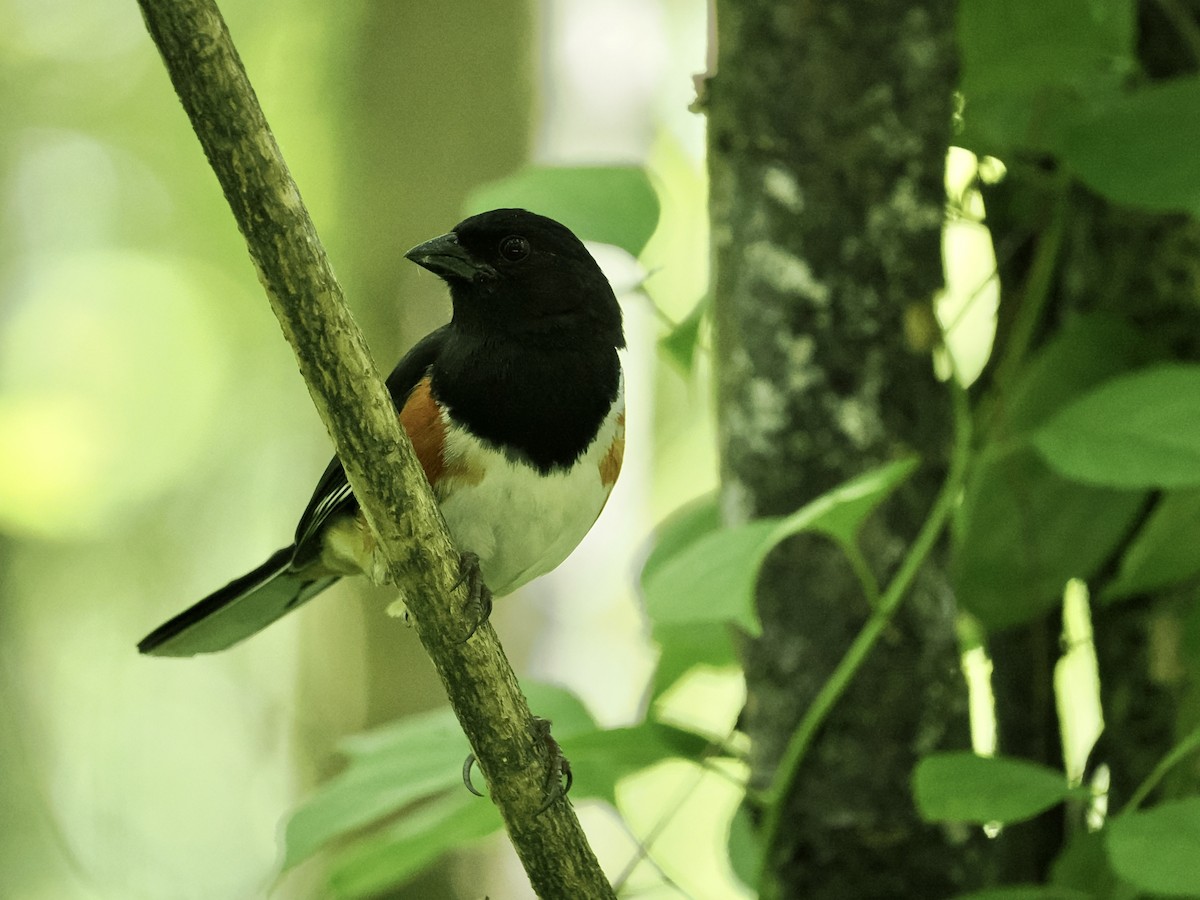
[[138, 208, 626, 656]]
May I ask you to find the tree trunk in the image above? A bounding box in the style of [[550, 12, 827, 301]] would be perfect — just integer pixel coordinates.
[[708, 2, 988, 896]]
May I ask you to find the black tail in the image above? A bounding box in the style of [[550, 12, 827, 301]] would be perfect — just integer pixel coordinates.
[[137, 546, 339, 656]]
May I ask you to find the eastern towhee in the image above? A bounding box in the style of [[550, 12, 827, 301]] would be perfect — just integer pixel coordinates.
[[138, 208, 626, 656]]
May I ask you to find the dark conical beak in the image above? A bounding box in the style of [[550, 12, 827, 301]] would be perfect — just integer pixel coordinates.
[[404, 232, 496, 282]]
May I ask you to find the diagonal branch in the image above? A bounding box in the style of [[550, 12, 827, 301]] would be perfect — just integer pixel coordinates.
[[134, 1, 614, 896]]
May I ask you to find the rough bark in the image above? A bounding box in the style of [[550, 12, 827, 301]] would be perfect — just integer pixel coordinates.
[[135, 1, 613, 896], [707, 2, 987, 897]]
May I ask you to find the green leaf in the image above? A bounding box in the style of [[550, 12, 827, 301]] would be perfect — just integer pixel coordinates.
[[1106, 798, 1200, 896], [1106, 489, 1200, 600], [284, 707, 469, 867], [953, 889, 1092, 900], [643, 518, 779, 635], [1051, 830, 1124, 896], [464, 166, 660, 256], [641, 493, 721, 587], [952, 448, 1144, 629], [726, 801, 762, 891], [1185, 598, 1200, 671], [525, 685, 715, 807], [642, 459, 918, 636], [1000, 314, 1158, 437], [522, 685, 704, 807], [521, 680, 598, 740], [327, 792, 501, 898], [285, 682, 594, 869], [913, 752, 1073, 825], [772, 457, 918, 550], [641, 496, 741, 697], [1032, 364, 1200, 489], [1063, 76, 1200, 215], [291, 680, 705, 895], [957, 0, 1135, 154], [650, 621, 739, 699], [954, 315, 1155, 628], [659, 295, 707, 371], [564, 721, 711, 806]]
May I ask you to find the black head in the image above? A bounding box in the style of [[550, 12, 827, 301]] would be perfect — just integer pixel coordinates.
[[405, 208, 624, 348]]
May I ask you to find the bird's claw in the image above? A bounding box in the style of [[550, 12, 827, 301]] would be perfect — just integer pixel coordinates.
[[462, 753, 484, 796], [460, 717, 573, 816], [532, 716, 573, 815], [452, 551, 493, 643]]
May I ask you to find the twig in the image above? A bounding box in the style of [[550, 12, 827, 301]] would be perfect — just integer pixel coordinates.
[[134, 1, 614, 896]]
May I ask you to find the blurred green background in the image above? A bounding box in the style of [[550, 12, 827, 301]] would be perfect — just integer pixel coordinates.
[[0, 1, 728, 897]]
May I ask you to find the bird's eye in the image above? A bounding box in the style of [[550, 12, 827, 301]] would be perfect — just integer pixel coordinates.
[[499, 235, 531, 262]]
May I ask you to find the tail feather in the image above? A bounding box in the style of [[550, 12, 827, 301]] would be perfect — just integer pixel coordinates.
[[138, 546, 339, 657]]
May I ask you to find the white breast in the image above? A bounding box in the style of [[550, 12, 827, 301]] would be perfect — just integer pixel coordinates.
[[436, 377, 625, 596]]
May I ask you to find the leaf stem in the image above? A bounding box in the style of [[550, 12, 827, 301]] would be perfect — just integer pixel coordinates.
[[1123, 723, 1200, 814], [993, 181, 1068, 391], [844, 542, 883, 608], [755, 378, 972, 899]]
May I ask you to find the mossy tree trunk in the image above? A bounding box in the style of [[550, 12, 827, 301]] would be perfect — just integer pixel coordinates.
[[707, 2, 989, 896]]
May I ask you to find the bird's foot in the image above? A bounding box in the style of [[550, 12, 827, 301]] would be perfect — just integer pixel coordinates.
[[462, 752, 485, 797], [452, 551, 493, 642], [532, 716, 573, 815], [460, 717, 573, 816]]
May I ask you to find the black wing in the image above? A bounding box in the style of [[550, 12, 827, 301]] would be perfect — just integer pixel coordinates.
[[291, 325, 451, 565]]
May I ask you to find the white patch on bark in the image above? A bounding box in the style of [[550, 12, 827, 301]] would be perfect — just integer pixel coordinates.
[[835, 346, 886, 450], [836, 397, 877, 448], [779, 332, 821, 393], [869, 177, 942, 237], [747, 241, 830, 303], [763, 165, 803, 213], [748, 377, 787, 436], [866, 177, 943, 275], [724, 374, 789, 461]]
